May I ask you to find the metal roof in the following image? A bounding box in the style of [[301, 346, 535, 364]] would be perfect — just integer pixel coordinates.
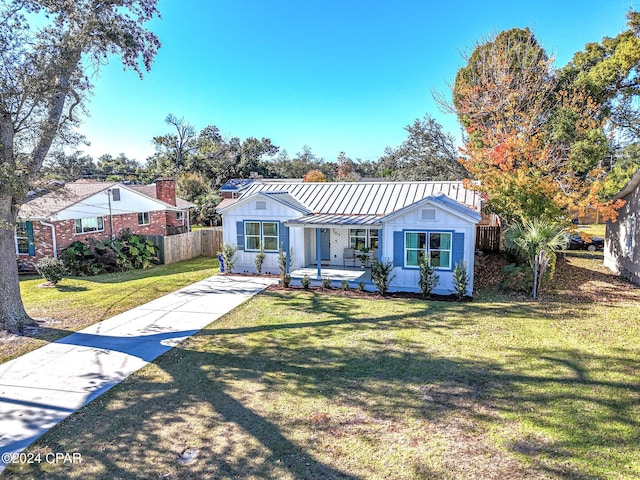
[[239, 181, 481, 215], [259, 191, 311, 214], [285, 213, 382, 227], [219, 178, 256, 191]]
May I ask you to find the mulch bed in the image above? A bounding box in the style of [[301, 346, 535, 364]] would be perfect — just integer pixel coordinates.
[[265, 284, 472, 302]]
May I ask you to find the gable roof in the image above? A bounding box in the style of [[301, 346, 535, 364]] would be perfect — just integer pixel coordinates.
[[18, 182, 115, 219], [18, 181, 193, 220], [237, 181, 481, 215], [259, 191, 311, 214], [380, 193, 482, 224]]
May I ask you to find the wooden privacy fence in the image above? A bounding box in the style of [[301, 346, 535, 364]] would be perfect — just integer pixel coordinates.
[[476, 225, 501, 253], [146, 228, 223, 265]]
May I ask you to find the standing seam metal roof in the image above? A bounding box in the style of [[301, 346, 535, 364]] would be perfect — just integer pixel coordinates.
[[239, 181, 481, 215]]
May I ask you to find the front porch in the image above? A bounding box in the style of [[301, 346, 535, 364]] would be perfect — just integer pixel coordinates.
[[289, 265, 373, 289]]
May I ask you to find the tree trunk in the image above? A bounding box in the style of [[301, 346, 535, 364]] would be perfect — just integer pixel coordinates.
[[0, 194, 34, 333]]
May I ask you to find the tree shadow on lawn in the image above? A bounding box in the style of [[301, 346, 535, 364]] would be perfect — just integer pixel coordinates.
[[7, 312, 639, 480]]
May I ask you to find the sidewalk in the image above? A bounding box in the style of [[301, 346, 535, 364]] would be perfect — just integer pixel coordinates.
[[0, 275, 277, 471]]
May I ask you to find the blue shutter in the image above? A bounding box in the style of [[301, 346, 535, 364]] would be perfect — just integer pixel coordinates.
[[393, 231, 403, 267], [452, 232, 464, 268], [26, 222, 35, 256], [279, 222, 289, 252], [236, 221, 244, 250]]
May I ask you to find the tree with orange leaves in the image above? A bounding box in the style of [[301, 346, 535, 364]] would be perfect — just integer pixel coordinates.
[[450, 14, 639, 224], [302, 169, 327, 182]]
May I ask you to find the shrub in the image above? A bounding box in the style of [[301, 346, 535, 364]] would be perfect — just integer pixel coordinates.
[[278, 249, 287, 277], [301, 275, 311, 289], [357, 281, 365, 292], [371, 260, 395, 296], [36, 256, 67, 285], [254, 246, 266, 274], [340, 280, 350, 291], [220, 243, 237, 274], [453, 260, 469, 298], [322, 277, 332, 289], [281, 274, 291, 288], [60, 234, 157, 276], [60, 241, 94, 276], [500, 263, 533, 293], [418, 259, 439, 297]]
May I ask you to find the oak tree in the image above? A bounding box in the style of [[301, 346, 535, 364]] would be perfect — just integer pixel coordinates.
[[0, 0, 160, 332]]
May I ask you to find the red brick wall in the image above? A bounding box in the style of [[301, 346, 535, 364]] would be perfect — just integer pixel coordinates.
[[20, 210, 179, 265]]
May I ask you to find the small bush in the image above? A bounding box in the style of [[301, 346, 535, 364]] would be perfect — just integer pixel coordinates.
[[278, 249, 287, 277], [340, 280, 350, 291], [281, 274, 291, 288], [322, 277, 332, 289], [418, 259, 439, 298], [453, 260, 469, 298], [254, 247, 266, 274], [357, 281, 365, 292], [500, 263, 533, 293], [301, 275, 311, 289], [371, 260, 395, 296], [36, 256, 67, 285], [220, 243, 237, 274]]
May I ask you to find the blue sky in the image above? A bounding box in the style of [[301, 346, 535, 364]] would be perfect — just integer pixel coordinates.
[[79, 0, 638, 164]]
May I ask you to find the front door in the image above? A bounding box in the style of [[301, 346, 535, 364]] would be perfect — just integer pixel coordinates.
[[320, 229, 331, 262]]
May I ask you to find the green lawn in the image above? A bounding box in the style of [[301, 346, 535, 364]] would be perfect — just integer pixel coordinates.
[[3, 254, 640, 479], [0, 257, 218, 364]]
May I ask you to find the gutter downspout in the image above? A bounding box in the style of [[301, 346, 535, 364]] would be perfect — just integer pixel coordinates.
[[40, 221, 57, 259]]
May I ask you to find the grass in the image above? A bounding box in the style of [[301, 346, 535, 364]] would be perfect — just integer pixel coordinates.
[[0, 257, 218, 364], [3, 252, 639, 479]]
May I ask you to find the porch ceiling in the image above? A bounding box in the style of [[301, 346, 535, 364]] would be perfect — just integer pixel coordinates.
[[285, 213, 382, 228]]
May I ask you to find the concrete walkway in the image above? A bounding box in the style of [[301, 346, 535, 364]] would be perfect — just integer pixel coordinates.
[[0, 275, 276, 471]]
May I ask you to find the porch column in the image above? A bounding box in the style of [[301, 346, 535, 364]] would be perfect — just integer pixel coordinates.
[[316, 227, 322, 278]]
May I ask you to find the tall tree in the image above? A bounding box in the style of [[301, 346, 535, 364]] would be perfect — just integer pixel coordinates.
[[43, 151, 97, 181], [379, 115, 468, 181], [451, 19, 637, 223], [0, 0, 160, 332]]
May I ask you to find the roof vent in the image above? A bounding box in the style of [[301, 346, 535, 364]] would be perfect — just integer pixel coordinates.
[[256, 201, 267, 210], [421, 208, 436, 221]]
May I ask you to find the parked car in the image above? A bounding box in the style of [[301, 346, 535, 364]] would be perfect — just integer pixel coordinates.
[[566, 234, 604, 251]]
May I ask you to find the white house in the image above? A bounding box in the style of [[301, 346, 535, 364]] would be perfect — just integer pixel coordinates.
[[217, 181, 482, 296], [604, 168, 640, 285]]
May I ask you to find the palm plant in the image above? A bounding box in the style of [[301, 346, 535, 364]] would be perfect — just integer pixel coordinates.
[[504, 217, 568, 298]]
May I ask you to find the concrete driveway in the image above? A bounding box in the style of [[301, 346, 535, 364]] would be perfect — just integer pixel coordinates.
[[0, 275, 276, 471]]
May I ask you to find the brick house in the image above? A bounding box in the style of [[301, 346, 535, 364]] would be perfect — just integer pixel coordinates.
[[15, 178, 195, 267]]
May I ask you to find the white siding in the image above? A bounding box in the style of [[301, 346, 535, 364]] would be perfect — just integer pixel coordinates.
[[52, 187, 171, 220], [381, 204, 477, 296], [221, 197, 305, 274]]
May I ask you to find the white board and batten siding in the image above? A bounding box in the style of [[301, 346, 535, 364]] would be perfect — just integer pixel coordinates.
[[221, 197, 305, 274], [381, 203, 477, 296]]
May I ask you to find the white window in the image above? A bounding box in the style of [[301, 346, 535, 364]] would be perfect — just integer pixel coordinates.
[[176, 211, 184, 221], [245, 221, 279, 252], [15, 222, 32, 255], [138, 212, 150, 225], [75, 217, 104, 234], [349, 229, 379, 250], [405, 231, 452, 269]]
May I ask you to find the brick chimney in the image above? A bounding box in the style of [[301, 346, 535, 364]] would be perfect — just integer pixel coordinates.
[[155, 178, 176, 206]]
